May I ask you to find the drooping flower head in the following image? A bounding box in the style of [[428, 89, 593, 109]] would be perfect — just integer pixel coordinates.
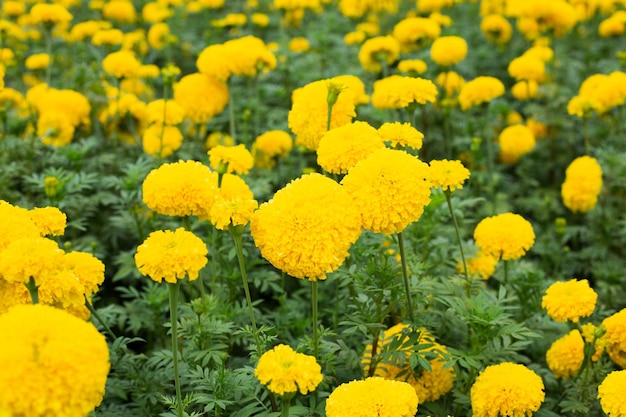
[[372, 75, 438, 109], [0, 304, 110, 416], [377, 122, 424, 150], [471, 362, 545, 417], [428, 159, 470, 192], [142, 160, 218, 218], [598, 371, 626, 416], [602, 308, 626, 368], [561, 156, 603, 213], [458, 76, 505, 111], [546, 330, 585, 379], [358, 35, 400, 73], [135, 228, 208, 283], [208, 174, 258, 230], [326, 377, 418, 417], [316, 121, 385, 174], [542, 279, 597, 323], [473, 212, 535, 261], [208, 144, 254, 175], [341, 148, 431, 234], [255, 344, 323, 396], [250, 173, 361, 280], [430, 35, 468, 66]]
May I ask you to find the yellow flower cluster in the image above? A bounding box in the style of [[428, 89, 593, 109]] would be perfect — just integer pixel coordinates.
[[398, 59, 428, 76], [317, 121, 384, 174], [392, 16, 441, 52], [458, 76, 505, 111], [436, 71, 465, 99], [250, 173, 361, 280], [29, 3, 73, 26], [252, 130, 293, 168], [428, 159, 471, 192], [498, 124, 536, 164], [135, 228, 208, 283], [338, 0, 398, 18], [288, 79, 356, 150], [430, 36, 468, 66], [541, 279, 597, 323], [254, 344, 323, 396], [358, 35, 400, 73], [363, 323, 455, 403], [470, 362, 545, 417], [33, 86, 91, 147], [602, 308, 626, 368], [341, 148, 432, 234], [598, 371, 626, 416], [473, 212, 535, 260], [561, 156, 603, 213], [0, 304, 110, 416], [377, 122, 424, 150], [209, 174, 258, 230], [142, 160, 219, 217], [208, 144, 254, 175], [546, 330, 584, 379], [567, 71, 626, 116], [102, 49, 141, 79], [326, 376, 418, 417], [173, 73, 229, 124], [372, 75, 438, 110]]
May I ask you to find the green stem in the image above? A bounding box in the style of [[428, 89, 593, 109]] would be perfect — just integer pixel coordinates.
[[168, 281, 184, 417], [281, 395, 291, 417], [312, 279, 319, 358], [232, 231, 261, 352], [228, 82, 237, 144], [397, 232, 415, 322], [445, 191, 469, 292], [583, 116, 590, 155], [85, 296, 116, 338], [25, 276, 39, 304], [503, 260, 509, 285]]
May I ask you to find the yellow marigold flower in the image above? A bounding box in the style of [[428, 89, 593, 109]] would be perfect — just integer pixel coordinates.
[[317, 121, 385, 175], [508, 55, 546, 82], [458, 76, 505, 111], [29, 3, 73, 26], [102, 50, 141, 79], [511, 80, 539, 101], [581, 322, 606, 361], [561, 156, 603, 213], [392, 17, 441, 52], [0, 201, 41, 250], [0, 279, 30, 314], [0, 236, 64, 286], [602, 309, 626, 368], [2, 0, 26, 17], [341, 148, 431, 234], [288, 37, 310, 52], [91, 28, 124, 46], [428, 159, 470, 191], [68, 20, 110, 42], [135, 228, 208, 283], [598, 370, 626, 415], [542, 279, 597, 323], [462, 251, 498, 279], [330, 74, 369, 106], [255, 344, 323, 396], [25, 53, 50, 70], [142, 125, 184, 158], [398, 59, 428, 75], [147, 22, 171, 50], [372, 75, 438, 110], [199, 0, 226, 8], [0, 304, 109, 416], [102, 0, 136, 23], [173, 73, 228, 124], [363, 323, 455, 403], [523, 45, 554, 62], [29, 206, 66, 236], [430, 35, 467, 66], [142, 2, 172, 23], [473, 212, 535, 261], [546, 330, 584, 379], [146, 98, 185, 126], [326, 377, 418, 417], [471, 362, 544, 417], [205, 131, 234, 150], [498, 124, 536, 164], [209, 194, 258, 231], [599, 14, 626, 37], [252, 130, 293, 168], [436, 70, 465, 98], [480, 14, 513, 44], [288, 79, 356, 151], [251, 12, 270, 27], [36, 88, 91, 128], [142, 160, 218, 218], [197, 36, 276, 81], [208, 144, 254, 175], [377, 122, 423, 150], [37, 112, 75, 147], [358, 35, 400, 73], [63, 251, 105, 299], [344, 31, 366, 45], [211, 13, 247, 28], [250, 173, 361, 280], [0, 64, 4, 91]]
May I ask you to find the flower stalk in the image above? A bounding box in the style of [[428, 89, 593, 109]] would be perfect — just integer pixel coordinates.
[[167, 281, 184, 417], [397, 232, 415, 323]]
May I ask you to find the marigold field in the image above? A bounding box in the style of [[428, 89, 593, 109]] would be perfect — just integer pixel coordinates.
[[2, 0, 626, 416]]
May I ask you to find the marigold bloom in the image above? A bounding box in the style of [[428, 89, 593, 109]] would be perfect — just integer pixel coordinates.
[[398, 59, 428, 75], [508, 56, 546, 82], [205, 132, 234, 150], [471, 362, 544, 417], [317, 121, 385, 174], [330, 75, 369, 106], [0, 236, 65, 285], [326, 377, 418, 417], [358, 35, 400, 73], [498, 124, 536, 164], [25, 53, 50, 70], [436, 71, 465, 98], [473, 212, 535, 260], [458, 76, 505, 111], [542, 279, 597, 323], [341, 148, 431, 234], [208, 144, 254, 175], [372, 75, 438, 110], [29, 3, 73, 25], [197, 36, 276, 81], [251, 173, 361, 280], [142, 2, 172, 23], [92, 28, 125, 46], [209, 195, 258, 231], [288, 79, 356, 151], [480, 14, 513, 44], [598, 371, 626, 416], [142, 160, 218, 218], [602, 309, 626, 368], [580, 323, 606, 362], [392, 17, 441, 52], [462, 251, 498, 279], [142, 125, 184, 158], [135, 228, 208, 283], [363, 323, 455, 402], [173, 73, 229, 124], [561, 156, 603, 213], [430, 36, 467, 66], [146, 99, 185, 126], [0, 201, 41, 250], [288, 37, 310, 52], [0, 304, 109, 416], [599, 14, 626, 37], [511, 80, 539, 101], [102, 50, 141, 79], [428, 159, 470, 191], [37, 111, 75, 147], [29, 206, 66, 236], [102, 0, 136, 23], [255, 344, 322, 396], [377, 122, 423, 150], [546, 330, 584, 379]]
